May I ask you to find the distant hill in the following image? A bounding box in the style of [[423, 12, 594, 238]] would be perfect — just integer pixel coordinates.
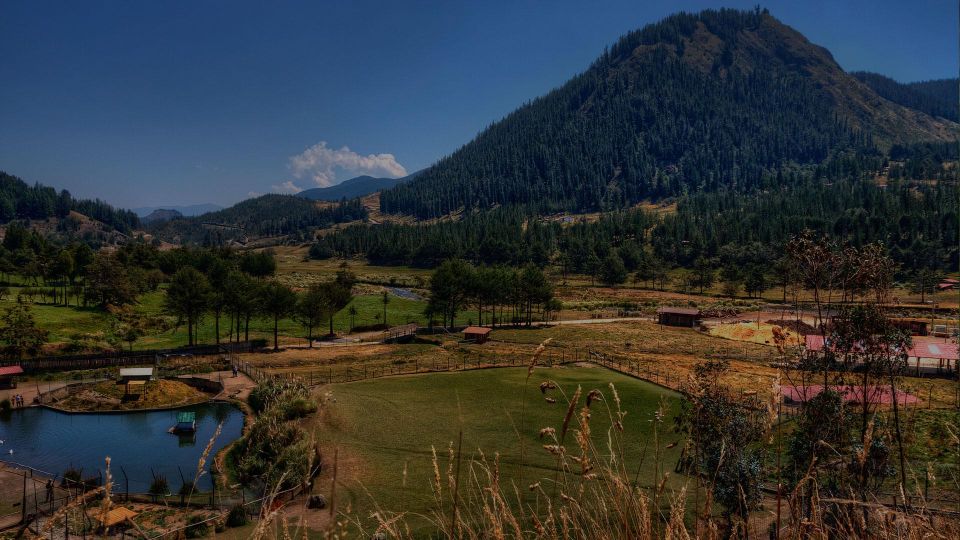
[[133, 203, 223, 217], [379, 8, 957, 219], [298, 173, 418, 201], [851, 72, 959, 122], [140, 208, 184, 224], [0, 171, 140, 233], [147, 194, 368, 245]]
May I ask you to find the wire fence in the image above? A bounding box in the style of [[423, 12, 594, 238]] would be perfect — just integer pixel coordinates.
[[0, 457, 323, 538]]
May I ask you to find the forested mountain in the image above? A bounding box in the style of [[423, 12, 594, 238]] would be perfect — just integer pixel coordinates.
[[380, 8, 956, 219], [852, 72, 959, 122], [0, 171, 140, 233], [298, 175, 407, 201], [148, 194, 367, 245]]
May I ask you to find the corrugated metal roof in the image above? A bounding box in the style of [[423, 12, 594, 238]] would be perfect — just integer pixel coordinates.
[[463, 326, 491, 334], [119, 367, 153, 377], [656, 307, 701, 316], [0, 365, 24, 376]]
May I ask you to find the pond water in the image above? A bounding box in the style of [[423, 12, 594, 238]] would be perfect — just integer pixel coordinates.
[[0, 402, 244, 492]]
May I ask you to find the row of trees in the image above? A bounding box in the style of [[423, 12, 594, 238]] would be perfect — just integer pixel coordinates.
[[426, 259, 558, 328], [162, 264, 354, 350]]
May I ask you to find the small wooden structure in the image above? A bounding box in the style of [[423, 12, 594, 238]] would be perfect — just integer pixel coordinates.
[[0, 365, 24, 389], [891, 318, 929, 336], [172, 411, 197, 433], [88, 505, 138, 530], [656, 307, 701, 327], [463, 326, 492, 344], [119, 367, 154, 396]]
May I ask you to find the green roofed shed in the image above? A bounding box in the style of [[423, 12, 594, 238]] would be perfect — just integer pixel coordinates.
[[174, 411, 197, 433]]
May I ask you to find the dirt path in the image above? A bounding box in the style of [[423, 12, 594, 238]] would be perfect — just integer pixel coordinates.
[[184, 371, 256, 402], [0, 381, 70, 407]]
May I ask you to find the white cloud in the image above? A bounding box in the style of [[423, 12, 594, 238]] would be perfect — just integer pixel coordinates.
[[271, 181, 303, 194], [289, 141, 407, 187]]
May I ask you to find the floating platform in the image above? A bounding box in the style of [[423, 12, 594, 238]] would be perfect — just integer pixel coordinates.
[[169, 411, 197, 433]]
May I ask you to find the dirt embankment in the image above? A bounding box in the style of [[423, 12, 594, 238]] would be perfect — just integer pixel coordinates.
[[46, 379, 211, 412]]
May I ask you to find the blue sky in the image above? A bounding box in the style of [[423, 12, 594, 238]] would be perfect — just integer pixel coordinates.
[[0, 0, 956, 209]]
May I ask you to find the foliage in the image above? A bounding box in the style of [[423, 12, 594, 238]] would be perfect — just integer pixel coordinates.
[[225, 504, 248, 527], [185, 515, 210, 538], [148, 194, 367, 245], [163, 267, 212, 346], [0, 297, 48, 360], [852, 72, 958, 122], [675, 360, 768, 521], [0, 171, 139, 232]]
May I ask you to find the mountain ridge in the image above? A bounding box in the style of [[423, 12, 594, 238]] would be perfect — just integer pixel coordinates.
[[378, 8, 957, 219]]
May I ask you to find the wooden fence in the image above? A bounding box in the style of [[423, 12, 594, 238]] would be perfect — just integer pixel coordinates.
[[2, 341, 256, 373]]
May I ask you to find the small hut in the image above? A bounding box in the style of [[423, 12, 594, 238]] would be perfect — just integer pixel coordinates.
[[0, 365, 24, 389], [119, 367, 154, 396], [656, 307, 701, 327], [463, 326, 492, 344]]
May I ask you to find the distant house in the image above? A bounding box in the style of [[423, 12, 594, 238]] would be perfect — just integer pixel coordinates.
[[656, 307, 701, 327], [463, 326, 492, 344], [937, 282, 955, 291], [0, 365, 24, 389]]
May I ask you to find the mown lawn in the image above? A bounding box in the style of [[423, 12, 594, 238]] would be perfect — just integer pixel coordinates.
[[314, 366, 688, 532]]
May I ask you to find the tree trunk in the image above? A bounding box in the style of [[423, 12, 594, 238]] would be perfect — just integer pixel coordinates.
[[214, 311, 220, 345], [308, 325, 313, 348], [273, 316, 279, 351]]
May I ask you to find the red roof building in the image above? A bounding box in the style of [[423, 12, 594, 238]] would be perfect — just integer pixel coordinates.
[[0, 365, 24, 389], [463, 326, 492, 344]]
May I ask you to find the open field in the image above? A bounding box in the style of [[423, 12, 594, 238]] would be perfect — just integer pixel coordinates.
[[310, 366, 687, 532]]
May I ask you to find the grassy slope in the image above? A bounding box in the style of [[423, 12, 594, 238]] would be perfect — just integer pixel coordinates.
[[315, 366, 686, 531]]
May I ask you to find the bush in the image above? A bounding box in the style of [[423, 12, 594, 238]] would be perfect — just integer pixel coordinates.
[[185, 515, 210, 538], [148, 473, 169, 497], [284, 398, 318, 420], [226, 504, 248, 527], [0, 398, 9, 411]]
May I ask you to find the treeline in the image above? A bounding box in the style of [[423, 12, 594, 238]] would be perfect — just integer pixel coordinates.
[[379, 9, 875, 218], [148, 195, 367, 245], [311, 176, 958, 274], [0, 171, 140, 233], [0, 237, 358, 358], [426, 259, 557, 328], [852, 71, 959, 121]]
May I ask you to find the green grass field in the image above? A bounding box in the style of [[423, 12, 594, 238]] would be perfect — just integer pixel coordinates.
[[315, 366, 687, 532]]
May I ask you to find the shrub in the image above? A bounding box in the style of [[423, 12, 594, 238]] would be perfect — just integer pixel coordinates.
[[284, 398, 318, 420], [148, 473, 169, 497], [226, 504, 248, 527], [185, 515, 210, 538], [0, 398, 9, 411]]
